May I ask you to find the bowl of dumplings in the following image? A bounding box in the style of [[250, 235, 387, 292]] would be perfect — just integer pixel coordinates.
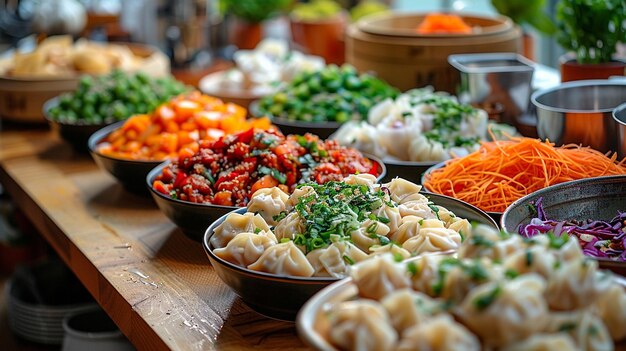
[[330, 88, 517, 184], [296, 224, 626, 351], [203, 175, 496, 320]]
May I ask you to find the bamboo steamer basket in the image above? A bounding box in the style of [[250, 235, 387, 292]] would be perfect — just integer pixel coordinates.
[[346, 12, 522, 93], [0, 43, 170, 124]]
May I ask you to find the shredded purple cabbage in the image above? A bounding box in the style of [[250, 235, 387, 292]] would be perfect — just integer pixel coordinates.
[[518, 197, 626, 261]]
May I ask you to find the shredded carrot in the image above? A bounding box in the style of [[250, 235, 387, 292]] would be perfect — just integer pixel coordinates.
[[423, 137, 626, 213], [416, 13, 472, 34]]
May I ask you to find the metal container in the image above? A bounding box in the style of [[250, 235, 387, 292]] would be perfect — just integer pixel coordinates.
[[448, 53, 535, 125], [531, 80, 626, 153], [613, 102, 626, 159], [501, 175, 626, 275]]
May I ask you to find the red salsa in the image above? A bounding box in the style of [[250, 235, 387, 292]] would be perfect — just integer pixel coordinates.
[[152, 128, 379, 206]]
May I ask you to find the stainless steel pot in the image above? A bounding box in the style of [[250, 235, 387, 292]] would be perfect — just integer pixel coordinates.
[[613, 102, 626, 159], [532, 80, 626, 153]]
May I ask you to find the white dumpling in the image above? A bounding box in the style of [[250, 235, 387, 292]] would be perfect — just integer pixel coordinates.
[[545, 259, 612, 311], [246, 187, 289, 225], [397, 199, 437, 219], [369, 243, 411, 260], [370, 204, 402, 234], [500, 334, 579, 351], [448, 217, 471, 239], [327, 300, 398, 351], [384, 178, 424, 205], [331, 121, 387, 159], [343, 173, 377, 186], [390, 215, 421, 244], [210, 212, 271, 249], [381, 289, 442, 334], [213, 231, 276, 267], [286, 185, 316, 209], [434, 205, 458, 227], [401, 227, 462, 255], [408, 135, 450, 162], [247, 241, 314, 277], [351, 218, 391, 252], [408, 254, 447, 297], [350, 253, 411, 300], [545, 310, 613, 351], [376, 120, 415, 161], [457, 274, 549, 348], [306, 240, 368, 278], [396, 315, 480, 351], [368, 97, 396, 125], [273, 212, 305, 241], [502, 245, 556, 279], [458, 225, 520, 261], [595, 283, 626, 341], [438, 258, 496, 303]]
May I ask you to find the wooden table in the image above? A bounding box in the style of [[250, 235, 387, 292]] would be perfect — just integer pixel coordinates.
[[0, 128, 309, 351]]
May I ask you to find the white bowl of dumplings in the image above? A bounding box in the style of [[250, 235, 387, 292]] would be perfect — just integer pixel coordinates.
[[296, 224, 626, 351], [202, 175, 496, 321]]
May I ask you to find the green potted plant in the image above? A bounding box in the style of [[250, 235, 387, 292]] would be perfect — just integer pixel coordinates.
[[220, 0, 292, 50], [556, 0, 626, 82], [490, 0, 556, 60]]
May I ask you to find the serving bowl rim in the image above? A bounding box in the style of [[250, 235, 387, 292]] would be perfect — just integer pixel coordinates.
[[531, 79, 626, 114]]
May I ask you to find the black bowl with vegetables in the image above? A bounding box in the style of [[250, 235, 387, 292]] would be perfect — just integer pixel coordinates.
[[88, 121, 163, 196], [44, 70, 187, 152], [255, 64, 399, 138]]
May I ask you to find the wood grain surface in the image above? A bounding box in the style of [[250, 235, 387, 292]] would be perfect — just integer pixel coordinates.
[[0, 130, 310, 351]]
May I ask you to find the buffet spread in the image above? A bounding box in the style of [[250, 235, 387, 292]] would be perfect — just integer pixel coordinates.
[[1, 9, 626, 351]]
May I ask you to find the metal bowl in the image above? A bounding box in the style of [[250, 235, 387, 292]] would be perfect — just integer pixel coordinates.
[[420, 161, 503, 223], [501, 175, 626, 275], [203, 191, 496, 321], [531, 79, 626, 153], [380, 159, 435, 184], [613, 102, 626, 159], [88, 121, 163, 196]]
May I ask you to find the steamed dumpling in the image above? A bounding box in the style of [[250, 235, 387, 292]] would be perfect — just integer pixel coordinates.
[[210, 212, 271, 249], [396, 315, 480, 351], [459, 225, 520, 261], [370, 204, 402, 234], [500, 334, 579, 351], [457, 274, 549, 348], [384, 178, 424, 205], [350, 218, 391, 252], [213, 231, 276, 267], [502, 245, 556, 279], [594, 283, 626, 341], [368, 243, 411, 260], [408, 135, 449, 162], [350, 254, 410, 300], [286, 185, 316, 209], [273, 212, 305, 241], [327, 300, 398, 351], [545, 259, 612, 311], [390, 215, 421, 244], [545, 310, 613, 351], [381, 289, 442, 334], [247, 241, 314, 277], [401, 226, 462, 255], [306, 240, 368, 278], [247, 187, 289, 225], [343, 173, 377, 186]]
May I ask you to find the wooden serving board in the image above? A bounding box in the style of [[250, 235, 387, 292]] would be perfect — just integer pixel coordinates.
[[0, 129, 310, 351]]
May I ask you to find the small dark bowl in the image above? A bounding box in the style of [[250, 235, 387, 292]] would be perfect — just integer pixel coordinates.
[[501, 175, 626, 276], [147, 162, 238, 242], [88, 121, 164, 196], [382, 159, 436, 184], [147, 157, 385, 242], [249, 101, 343, 139], [202, 192, 496, 321], [203, 207, 337, 321], [43, 97, 112, 153], [421, 161, 503, 223]]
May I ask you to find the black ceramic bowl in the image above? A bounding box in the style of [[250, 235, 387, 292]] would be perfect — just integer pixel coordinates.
[[147, 157, 386, 242], [147, 161, 238, 242], [382, 159, 436, 184], [249, 101, 343, 139], [421, 161, 503, 223], [202, 192, 496, 321], [43, 97, 113, 153], [88, 121, 164, 196], [501, 175, 626, 276]]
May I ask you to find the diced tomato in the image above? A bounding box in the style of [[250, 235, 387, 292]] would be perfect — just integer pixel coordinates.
[[213, 191, 233, 206], [250, 175, 279, 196]]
